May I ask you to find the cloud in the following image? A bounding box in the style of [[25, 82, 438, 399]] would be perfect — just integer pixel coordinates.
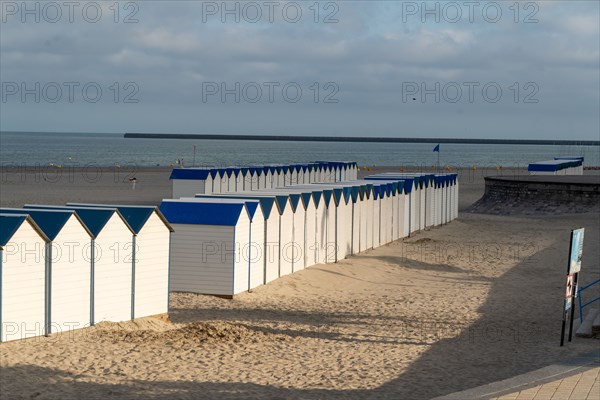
[[0, 0, 598, 139]]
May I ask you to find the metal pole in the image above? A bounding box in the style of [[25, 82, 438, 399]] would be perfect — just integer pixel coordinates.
[[568, 272, 578, 342], [561, 230, 575, 346]]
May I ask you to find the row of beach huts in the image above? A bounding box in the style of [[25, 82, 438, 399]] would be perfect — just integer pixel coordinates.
[[528, 156, 585, 175], [0, 161, 458, 342], [172, 161, 358, 198]]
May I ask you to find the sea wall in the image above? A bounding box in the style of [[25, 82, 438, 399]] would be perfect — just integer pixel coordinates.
[[468, 176, 600, 214]]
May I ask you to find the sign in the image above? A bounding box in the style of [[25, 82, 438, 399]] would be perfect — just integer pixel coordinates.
[[565, 274, 574, 299], [569, 228, 584, 274], [561, 228, 585, 346]]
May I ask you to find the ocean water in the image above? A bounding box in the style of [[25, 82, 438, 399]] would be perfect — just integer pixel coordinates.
[[0, 132, 598, 168]]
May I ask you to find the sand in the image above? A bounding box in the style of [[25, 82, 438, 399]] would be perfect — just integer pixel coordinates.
[[1, 167, 599, 399]]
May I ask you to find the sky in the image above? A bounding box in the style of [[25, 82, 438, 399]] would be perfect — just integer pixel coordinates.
[[0, 0, 599, 139]]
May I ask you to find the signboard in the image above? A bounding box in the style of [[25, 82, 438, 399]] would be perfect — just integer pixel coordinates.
[[565, 274, 574, 311], [561, 228, 585, 346], [569, 228, 584, 274]]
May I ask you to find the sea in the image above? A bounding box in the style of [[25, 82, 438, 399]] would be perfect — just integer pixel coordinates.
[[1, 132, 598, 169]]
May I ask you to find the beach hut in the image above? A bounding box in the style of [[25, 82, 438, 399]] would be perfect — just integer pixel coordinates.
[[264, 167, 273, 189], [371, 184, 382, 248], [0, 208, 93, 335], [170, 169, 212, 198], [195, 194, 281, 284], [66, 204, 173, 319], [252, 189, 306, 271], [528, 159, 583, 176], [257, 167, 266, 190], [217, 169, 228, 193], [208, 169, 221, 194], [320, 189, 337, 262], [176, 198, 265, 290], [272, 187, 320, 269], [290, 184, 349, 262], [24, 205, 135, 324], [0, 214, 49, 342], [280, 166, 290, 187], [554, 157, 584, 174], [231, 168, 242, 192], [160, 200, 254, 296], [246, 167, 262, 190], [225, 168, 237, 193], [272, 166, 282, 188], [452, 174, 459, 220]]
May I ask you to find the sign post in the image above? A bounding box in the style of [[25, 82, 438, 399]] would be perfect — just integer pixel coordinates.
[[560, 228, 584, 346]]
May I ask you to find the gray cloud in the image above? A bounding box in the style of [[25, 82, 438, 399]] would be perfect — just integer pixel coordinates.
[[1, 0, 598, 139]]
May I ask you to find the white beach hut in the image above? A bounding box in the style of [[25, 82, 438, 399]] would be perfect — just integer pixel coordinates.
[[253, 189, 306, 272], [320, 189, 337, 262], [66, 204, 173, 319], [554, 157, 584, 174], [264, 167, 273, 189], [195, 194, 281, 285], [374, 184, 386, 247], [25, 205, 135, 324], [225, 168, 237, 193], [208, 169, 221, 194], [160, 200, 254, 297], [0, 208, 93, 336], [249, 168, 261, 190], [217, 169, 229, 193], [0, 214, 49, 342], [176, 198, 265, 290], [170, 169, 212, 198]]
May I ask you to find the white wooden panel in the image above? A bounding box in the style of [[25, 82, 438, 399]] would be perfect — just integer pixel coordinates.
[[372, 198, 380, 248], [292, 206, 306, 271], [279, 208, 294, 276], [358, 198, 367, 252], [169, 224, 235, 295], [93, 214, 133, 323], [336, 201, 348, 260], [227, 175, 236, 193], [425, 186, 434, 227], [50, 216, 92, 333], [212, 175, 222, 194], [248, 209, 265, 290], [351, 201, 360, 254], [325, 203, 336, 263], [233, 214, 251, 294], [379, 196, 388, 245], [265, 172, 273, 189], [264, 216, 280, 284], [205, 176, 214, 195], [173, 180, 206, 199], [304, 201, 317, 268], [365, 197, 374, 250], [134, 213, 170, 318], [391, 193, 399, 241], [1, 222, 46, 341], [419, 187, 426, 230], [400, 194, 409, 238], [251, 174, 259, 191], [315, 200, 327, 263], [435, 186, 442, 226]]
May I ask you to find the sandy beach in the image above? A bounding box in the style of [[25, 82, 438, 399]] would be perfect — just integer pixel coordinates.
[[1, 167, 599, 400]]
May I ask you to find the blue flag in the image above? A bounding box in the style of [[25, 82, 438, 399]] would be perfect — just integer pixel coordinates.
[[433, 144, 440, 152]]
